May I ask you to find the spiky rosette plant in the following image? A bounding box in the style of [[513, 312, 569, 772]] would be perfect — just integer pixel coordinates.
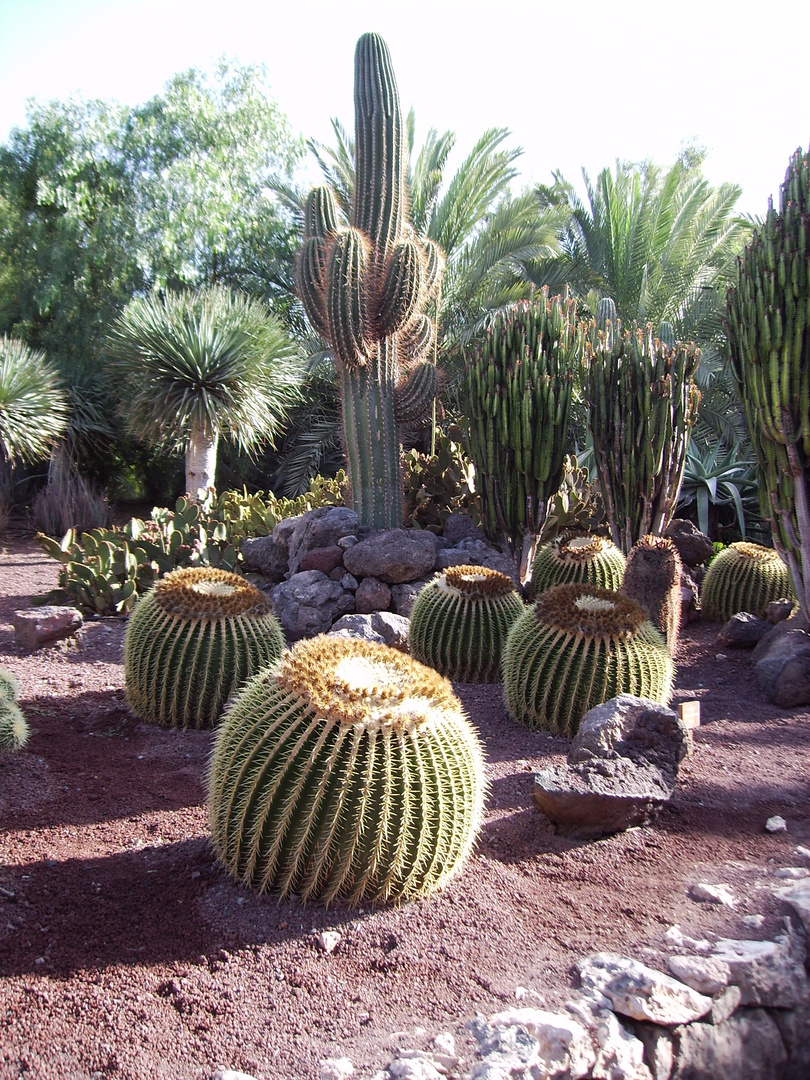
[[530, 532, 626, 599], [700, 542, 796, 621], [620, 534, 683, 654], [726, 147, 810, 619], [462, 291, 579, 580], [208, 636, 486, 905], [295, 33, 444, 530], [124, 567, 285, 729], [502, 583, 674, 736], [583, 321, 701, 553], [408, 565, 524, 682]]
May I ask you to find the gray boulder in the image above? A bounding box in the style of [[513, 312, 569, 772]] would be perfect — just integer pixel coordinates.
[[766, 598, 795, 624], [355, 576, 391, 614], [270, 571, 354, 641], [390, 580, 430, 617], [342, 528, 437, 584], [12, 606, 83, 650], [435, 537, 520, 587], [671, 1008, 786, 1080], [287, 507, 360, 576], [240, 516, 298, 582], [329, 611, 410, 651], [443, 513, 484, 546], [664, 519, 714, 568], [717, 612, 770, 648], [754, 625, 810, 706]]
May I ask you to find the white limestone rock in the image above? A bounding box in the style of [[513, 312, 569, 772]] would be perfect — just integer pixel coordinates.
[[766, 815, 788, 833], [319, 1059, 355, 1080], [689, 882, 736, 907], [667, 955, 731, 995], [710, 933, 809, 1008], [576, 953, 713, 1026], [590, 1009, 652, 1080], [774, 877, 810, 936], [672, 1008, 787, 1079], [486, 1007, 595, 1078]]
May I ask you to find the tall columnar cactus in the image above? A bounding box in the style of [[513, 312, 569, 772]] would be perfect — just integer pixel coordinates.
[[124, 567, 285, 729], [583, 322, 701, 554], [726, 147, 810, 619], [620, 534, 683, 655], [295, 34, 444, 530], [530, 532, 626, 599], [0, 667, 28, 752], [700, 541, 796, 622], [462, 291, 579, 580], [408, 565, 525, 682], [502, 583, 674, 737], [208, 636, 486, 905]]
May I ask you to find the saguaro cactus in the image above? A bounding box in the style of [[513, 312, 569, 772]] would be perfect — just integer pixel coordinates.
[[583, 321, 701, 553], [296, 34, 443, 530], [462, 292, 579, 580], [726, 147, 810, 619]]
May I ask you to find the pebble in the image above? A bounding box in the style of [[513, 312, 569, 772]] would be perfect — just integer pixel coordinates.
[[795, 845, 810, 860], [211, 1072, 257, 1080], [742, 914, 765, 929], [316, 930, 342, 954], [774, 866, 809, 879], [689, 882, 736, 907], [766, 815, 788, 833], [320, 1058, 355, 1080]]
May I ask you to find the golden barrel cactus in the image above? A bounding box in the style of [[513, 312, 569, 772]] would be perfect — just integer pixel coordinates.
[[530, 533, 626, 598], [700, 542, 796, 621]]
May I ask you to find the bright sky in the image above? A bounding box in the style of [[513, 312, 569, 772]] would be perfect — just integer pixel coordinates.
[[0, 0, 808, 216]]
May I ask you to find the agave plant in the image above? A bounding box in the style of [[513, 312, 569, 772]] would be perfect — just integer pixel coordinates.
[[676, 439, 759, 539]]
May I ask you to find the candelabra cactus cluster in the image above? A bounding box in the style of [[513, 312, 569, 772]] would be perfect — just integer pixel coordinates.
[[0, 667, 28, 753], [208, 636, 486, 905], [408, 565, 525, 682], [530, 532, 626, 598], [726, 146, 810, 618], [583, 321, 701, 554], [462, 291, 579, 579], [296, 33, 444, 530], [700, 542, 795, 622], [124, 567, 285, 729]]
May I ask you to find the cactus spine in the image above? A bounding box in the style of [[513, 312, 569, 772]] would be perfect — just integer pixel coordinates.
[[408, 565, 525, 682], [296, 34, 444, 530], [583, 322, 701, 553], [502, 583, 674, 737], [0, 668, 28, 752], [726, 147, 810, 619], [700, 541, 795, 621], [530, 533, 626, 598], [462, 292, 579, 580], [620, 534, 683, 654], [124, 567, 285, 729], [208, 637, 486, 905]]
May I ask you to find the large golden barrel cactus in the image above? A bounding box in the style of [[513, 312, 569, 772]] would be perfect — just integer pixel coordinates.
[[208, 636, 487, 906], [700, 542, 796, 621], [502, 583, 674, 737], [124, 567, 285, 729], [408, 565, 524, 682], [530, 533, 626, 598]]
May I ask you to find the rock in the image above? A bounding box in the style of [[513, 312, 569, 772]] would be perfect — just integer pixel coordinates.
[[766, 598, 795, 624], [771, 997, 810, 1080], [774, 878, 810, 935], [671, 1008, 787, 1080], [717, 612, 771, 647], [486, 1008, 594, 1078], [337, 534, 359, 551], [355, 576, 391, 614], [431, 1032, 459, 1070], [680, 580, 700, 626], [468, 1019, 541, 1080], [569, 696, 691, 778], [709, 933, 809, 1008], [329, 612, 410, 652], [774, 867, 809, 879], [434, 538, 520, 587], [664, 519, 714, 568], [664, 925, 713, 953], [212, 1072, 258, 1080], [271, 571, 354, 641], [390, 580, 429, 617], [576, 954, 713, 1026], [315, 930, 341, 953], [742, 914, 765, 929], [443, 514, 484, 545], [590, 1010, 652, 1079], [766, 815, 788, 833], [241, 516, 299, 581], [287, 507, 361, 576], [387, 1054, 444, 1080], [343, 529, 438, 584], [12, 606, 83, 650], [710, 985, 741, 1025], [340, 573, 359, 591], [754, 626, 810, 706], [319, 1059, 355, 1080], [667, 955, 731, 995], [689, 882, 736, 907], [795, 845, 810, 859], [300, 545, 345, 575], [631, 1022, 674, 1080]]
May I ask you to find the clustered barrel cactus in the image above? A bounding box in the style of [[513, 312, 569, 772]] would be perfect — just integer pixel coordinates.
[[583, 321, 701, 553], [502, 583, 674, 736], [700, 542, 795, 622], [208, 636, 486, 905], [530, 532, 626, 598], [462, 291, 579, 579], [296, 33, 443, 530], [726, 147, 810, 618], [0, 667, 28, 752], [124, 567, 285, 729], [408, 565, 525, 682]]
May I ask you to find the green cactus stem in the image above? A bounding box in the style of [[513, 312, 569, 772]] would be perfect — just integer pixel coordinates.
[[583, 321, 701, 554], [296, 34, 444, 530], [0, 666, 20, 706], [124, 567, 285, 729], [462, 291, 579, 581], [620, 534, 683, 654], [0, 703, 29, 752], [726, 147, 810, 619], [700, 541, 796, 621], [408, 565, 525, 682], [530, 533, 626, 598], [208, 636, 487, 905], [502, 583, 674, 737]]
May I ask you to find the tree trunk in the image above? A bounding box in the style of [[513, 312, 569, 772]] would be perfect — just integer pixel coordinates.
[[185, 422, 218, 500]]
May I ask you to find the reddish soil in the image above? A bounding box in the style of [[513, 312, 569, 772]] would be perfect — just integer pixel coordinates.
[[0, 536, 808, 1080]]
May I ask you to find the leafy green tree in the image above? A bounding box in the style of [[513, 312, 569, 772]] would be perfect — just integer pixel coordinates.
[[107, 284, 303, 496]]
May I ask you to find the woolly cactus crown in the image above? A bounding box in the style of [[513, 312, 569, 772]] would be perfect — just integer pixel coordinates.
[[530, 532, 626, 597], [153, 567, 272, 619], [437, 564, 516, 599]]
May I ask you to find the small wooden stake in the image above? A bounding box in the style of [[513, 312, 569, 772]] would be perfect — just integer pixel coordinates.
[[678, 700, 701, 729]]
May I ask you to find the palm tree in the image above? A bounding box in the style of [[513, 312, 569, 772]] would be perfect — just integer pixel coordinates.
[[107, 285, 303, 497], [0, 335, 69, 467]]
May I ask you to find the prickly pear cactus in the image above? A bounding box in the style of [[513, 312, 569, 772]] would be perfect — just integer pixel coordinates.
[[0, 668, 28, 752], [408, 565, 524, 682], [502, 583, 674, 736], [124, 567, 285, 729], [620, 534, 683, 654], [700, 542, 796, 621], [530, 533, 626, 598], [208, 636, 487, 905]]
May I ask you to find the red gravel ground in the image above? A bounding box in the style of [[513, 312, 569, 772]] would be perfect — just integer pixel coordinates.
[[1, 536, 809, 1080]]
